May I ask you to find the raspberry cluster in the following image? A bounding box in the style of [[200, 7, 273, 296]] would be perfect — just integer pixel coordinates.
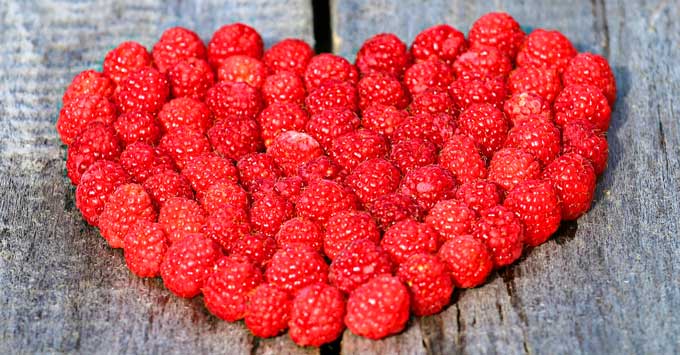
[[57, 14, 614, 346]]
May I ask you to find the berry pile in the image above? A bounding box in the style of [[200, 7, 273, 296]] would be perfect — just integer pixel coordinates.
[[57, 14, 614, 346]]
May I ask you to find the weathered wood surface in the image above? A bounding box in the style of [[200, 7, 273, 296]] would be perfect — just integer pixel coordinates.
[[0, 0, 678, 354]]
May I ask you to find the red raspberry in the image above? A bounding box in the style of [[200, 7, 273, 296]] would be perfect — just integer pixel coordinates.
[[303, 53, 358, 92], [390, 138, 438, 174], [158, 197, 206, 243], [265, 246, 329, 294], [357, 71, 409, 110], [410, 87, 453, 115], [298, 155, 342, 183], [115, 67, 169, 114], [438, 234, 493, 288], [203, 255, 263, 321], [250, 192, 294, 237], [453, 45, 512, 80], [231, 232, 277, 269], [381, 219, 439, 264], [75, 160, 129, 226], [207, 23, 263, 67], [329, 239, 393, 293], [399, 164, 456, 211], [217, 55, 268, 88], [275, 217, 323, 251], [449, 76, 507, 113], [563, 53, 617, 104], [245, 284, 292, 338], [268, 131, 323, 176], [516, 29, 577, 74], [66, 122, 121, 184], [236, 153, 282, 190], [289, 283, 345, 347], [296, 179, 359, 225], [562, 121, 609, 175], [159, 126, 211, 169], [323, 210, 381, 260], [554, 84, 612, 132], [142, 169, 194, 208], [114, 111, 161, 146], [274, 176, 305, 203], [345, 158, 401, 207], [263, 38, 314, 76], [454, 180, 502, 215], [345, 275, 410, 339], [103, 41, 152, 84], [330, 129, 389, 172], [468, 12, 525, 60], [200, 180, 249, 215], [507, 66, 562, 103], [438, 134, 488, 184], [361, 104, 408, 139], [205, 81, 263, 121], [305, 80, 358, 115], [305, 108, 360, 151], [457, 103, 509, 158], [473, 205, 524, 267], [425, 199, 476, 243], [62, 70, 114, 104], [123, 221, 169, 277], [160, 233, 221, 298], [369, 193, 422, 230], [403, 59, 454, 96], [542, 153, 596, 220], [257, 102, 309, 146], [181, 153, 238, 198], [157, 97, 213, 134], [504, 119, 561, 166], [167, 58, 216, 100], [397, 253, 453, 316], [391, 113, 455, 148], [411, 24, 467, 66], [356, 33, 410, 77], [262, 71, 306, 105], [152, 27, 206, 74], [207, 118, 263, 161], [57, 94, 117, 146], [503, 179, 561, 246], [203, 204, 251, 252], [488, 147, 542, 191], [98, 183, 156, 248], [503, 92, 553, 125]]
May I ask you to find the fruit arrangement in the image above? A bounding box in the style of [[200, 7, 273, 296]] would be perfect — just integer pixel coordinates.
[[56, 13, 614, 346]]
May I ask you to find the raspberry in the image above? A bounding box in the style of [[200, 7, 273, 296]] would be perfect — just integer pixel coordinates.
[[330, 239, 393, 294], [438, 134, 488, 184], [304, 53, 358, 92], [356, 33, 410, 77], [410, 87, 453, 115], [562, 121, 609, 175], [507, 66, 562, 103], [305, 80, 358, 115], [453, 45, 512, 80], [468, 12, 525, 60], [397, 253, 453, 316], [66, 122, 121, 185], [123, 221, 169, 277], [473, 205, 524, 267], [305, 108, 360, 151], [289, 283, 345, 347], [516, 29, 577, 74], [167, 58, 216, 100], [268, 131, 323, 176], [62, 70, 114, 104], [262, 71, 306, 105], [391, 112, 456, 149], [457, 103, 509, 158], [157, 97, 213, 134], [454, 180, 502, 215], [345, 275, 410, 339], [503, 179, 561, 246], [257, 102, 309, 146], [425, 199, 476, 243], [503, 92, 553, 125], [562, 52, 617, 104], [207, 118, 263, 161], [159, 126, 211, 169], [200, 180, 249, 215], [403, 59, 454, 96], [203, 204, 251, 252], [399, 164, 456, 212], [75, 160, 129, 226], [330, 129, 389, 172], [160, 233, 221, 298], [98, 183, 156, 248], [411, 24, 467, 66], [542, 153, 596, 220], [296, 179, 359, 225], [152, 27, 206, 74], [236, 153, 282, 190], [272, 177, 305, 202], [206, 81, 263, 121], [554, 84, 612, 132], [438, 234, 493, 288], [158, 197, 206, 243], [217, 55, 268, 88], [298, 155, 342, 183], [181, 153, 238, 198], [381, 219, 439, 264], [449, 76, 507, 113], [357, 71, 409, 110], [488, 147, 542, 191], [115, 67, 169, 114], [203, 255, 263, 321], [57, 94, 117, 146], [114, 110, 161, 146], [231, 232, 277, 269], [344, 158, 401, 207], [250, 192, 294, 237], [207, 23, 263, 68], [361, 104, 408, 139], [245, 284, 292, 338], [276, 217, 323, 251], [504, 119, 561, 166], [263, 38, 315, 76], [390, 138, 438, 174], [265, 246, 329, 293], [323, 210, 381, 260], [369, 193, 422, 230], [103, 41, 152, 84], [142, 169, 194, 208]]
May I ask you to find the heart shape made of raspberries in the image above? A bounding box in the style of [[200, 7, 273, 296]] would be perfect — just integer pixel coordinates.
[[57, 13, 614, 347]]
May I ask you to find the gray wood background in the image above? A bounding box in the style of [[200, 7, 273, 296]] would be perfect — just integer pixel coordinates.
[[0, 0, 678, 354]]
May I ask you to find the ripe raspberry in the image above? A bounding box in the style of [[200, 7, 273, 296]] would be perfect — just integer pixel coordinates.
[[203, 255, 263, 321], [381, 219, 439, 264], [355, 33, 410, 77], [181, 153, 238, 198], [504, 119, 561, 166], [263, 38, 314, 76], [265, 246, 329, 293], [275, 217, 323, 251], [231, 232, 277, 269], [157, 97, 213, 134], [503, 92, 553, 125], [411, 24, 467, 66], [468, 12, 525, 60], [453, 45, 512, 80], [399, 165, 456, 212], [345, 158, 401, 207], [473, 205, 524, 267], [114, 110, 161, 146], [507, 66, 562, 103], [303, 53, 358, 92], [200, 180, 249, 215], [369, 193, 422, 230], [250, 192, 294, 237], [488, 147, 542, 191], [57, 94, 117, 145], [103, 41, 152, 84], [236, 153, 282, 190], [425, 199, 476, 243], [217, 55, 268, 88], [167, 58, 216, 100], [289, 283, 345, 347], [75, 160, 129, 226], [361, 104, 408, 139], [203, 204, 251, 252], [152, 27, 206, 74], [562, 121, 609, 175], [542, 153, 596, 220], [62, 70, 114, 104], [245, 284, 292, 338], [207, 118, 263, 161], [457, 103, 509, 158], [305, 80, 358, 115], [390, 138, 438, 174], [298, 155, 342, 183], [142, 169, 194, 208], [403, 59, 454, 96], [66, 122, 121, 185], [257, 102, 309, 146], [329, 239, 393, 293], [207, 23, 263, 67], [160, 233, 221, 298], [262, 71, 306, 105], [357, 71, 409, 110], [438, 234, 493, 288], [205, 81, 263, 121], [98, 183, 156, 248], [115, 67, 169, 114], [296, 179, 359, 225], [158, 197, 206, 243], [449, 76, 507, 113], [305, 108, 360, 151], [275, 176, 305, 203], [123, 220, 169, 277], [503, 179, 561, 246], [563, 52, 617, 104], [397, 253, 453, 316], [345, 275, 410, 339], [454, 180, 502, 215], [323, 210, 381, 260], [391, 112, 455, 149], [410, 88, 453, 115], [330, 129, 389, 172], [119, 142, 174, 184], [268, 131, 323, 176], [554, 84, 611, 132], [159, 126, 211, 169], [438, 134, 488, 184], [516, 29, 577, 74]]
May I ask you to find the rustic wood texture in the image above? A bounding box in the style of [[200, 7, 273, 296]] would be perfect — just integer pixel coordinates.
[[0, 0, 678, 354]]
